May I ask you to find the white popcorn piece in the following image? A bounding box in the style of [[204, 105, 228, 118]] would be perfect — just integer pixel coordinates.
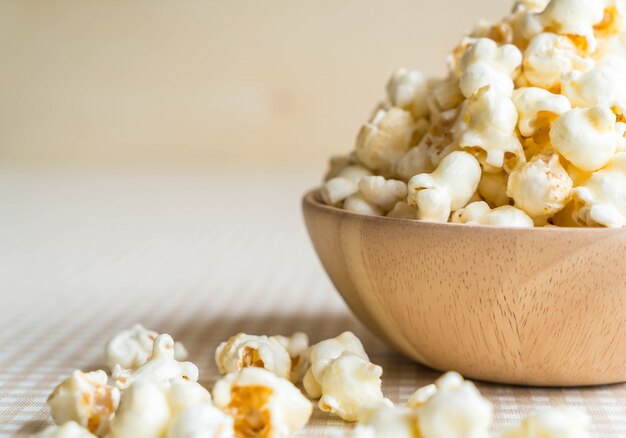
[[522, 32, 594, 90], [415, 371, 493, 438], [47, 370, 120, 436], [427, 78, 465, 117], [320, 165, 373, 207], [459, 87, 525, 171], [108, 380, 171, 438], [105, 324, 188, 372], [34, 422, 97, 438], [356, 107, 415, 174], [451, 201, 535, 227], [303, 332, 386, 422], [503, 406, 590, 438], [213, 367, 312, 438], [515, 0, 551, 13], [512, 87, 571, 142], [387, 68, 430, 120], [215, 333, 292, 381], [386, 201, 417, 219], [164, 378, 213, 417], [349, 401, 418, 438], [396, 143, 436, 181], [343, 193, 383, 216], [506, 153, 573, 221], [458, 38, 522, 98], [478, 172, 511, 207], [561, 57, 626, 109], [273, 332, 310, 383], [417, 106, 466, 168], [523, 0, 606, 53], [572, 152, 626, 227], [167, 404, 235, 438], [408, 151, 482, 222], [317, 352, 388, 422], [112, 334, 199, 390], [357, 176, 408, 212], [550, 106, 618, 171], [406, 384, 437, 409]]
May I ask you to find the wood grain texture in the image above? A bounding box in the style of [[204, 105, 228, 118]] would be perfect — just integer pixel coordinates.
[[302, 190, 626, 386]]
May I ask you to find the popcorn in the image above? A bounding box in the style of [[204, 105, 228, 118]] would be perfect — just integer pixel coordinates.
[[215, 333, 292, 381], [512, 87, 571, 142], [273, 332, 310, 383], [523, 0, 607, 53], [550, 106, 618, 171], [212, 367, 312, 438], [164, 378, 213, 416], [34, 422, 97, 438], [342, 193, 383, 216], [506, 152, 573, 221], [503, 406, 590, 438], [451, 201, 535, 227], [386, 201, 417, 219], [395, 144, 436, 181], [427, 78, 464, 116], [522, 32, 594, 90], [459, 87, 525, 171], [561, 57, 626, 108], [406, 384, 437, 409], [407, 151, 481, 222], [105, 324, 188, 371], [108, 380, 171, 438], [349, 401, 418, 438], [477, 172, 511, 207], [303, 332, 386, 422], [167, 404, 234, 438], [572, 152, 626, 227], [458, 38, 523, 98], [357, 176, 408, 212], [320, 165, 373, 207], [356, 107, 415, 175], [112, 334, 199, 389], [387, 68, 430, 120], [415, 372, 493, 438], [47, 370, 120, 436]]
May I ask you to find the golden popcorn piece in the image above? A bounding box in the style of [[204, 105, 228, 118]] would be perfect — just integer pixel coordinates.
[[47, 370, 120, 437], [213, 367, 312, 438]]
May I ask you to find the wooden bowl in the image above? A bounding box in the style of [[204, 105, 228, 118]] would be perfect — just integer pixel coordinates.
[[302, 190, 626, 386]]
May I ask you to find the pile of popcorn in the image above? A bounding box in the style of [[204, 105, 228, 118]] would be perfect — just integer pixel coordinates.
[[37, 323, 590, 438], [320, 0, 626, 228]]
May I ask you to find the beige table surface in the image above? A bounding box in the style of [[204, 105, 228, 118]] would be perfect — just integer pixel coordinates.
[[0, 165, 624, 437]]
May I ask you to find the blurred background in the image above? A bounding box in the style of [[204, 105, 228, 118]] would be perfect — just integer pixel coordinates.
[[0, 0, 510, 169]]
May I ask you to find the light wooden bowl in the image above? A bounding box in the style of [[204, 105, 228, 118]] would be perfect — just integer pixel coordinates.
[[302, 190, 626, 386]]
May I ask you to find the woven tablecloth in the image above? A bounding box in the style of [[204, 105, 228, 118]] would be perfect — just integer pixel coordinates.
[[1, 165, 624, 437]]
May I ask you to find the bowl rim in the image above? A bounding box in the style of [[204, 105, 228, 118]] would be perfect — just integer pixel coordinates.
[[303, 189, 624, 234]]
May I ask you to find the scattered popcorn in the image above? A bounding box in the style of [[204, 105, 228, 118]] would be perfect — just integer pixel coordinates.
[[105, 324, 188, 371], [477, 172, 511, 207], [550, 106, 618, 171], [350, 401, 418, 438], [215, 333, 292, 381], [47, 370, 120, 436], [112, 334, 198, 390], [273, 332, 310, 383], [512, 87, 571, 141], [415, 372, 493, 438], [451, 201, 535, 227], [503, 406, 590, 438], [406, 384, 437, 409], [213, 367, 312, 438], [458, 38, 522, 98], [506, 152, 573, 221], [572, 152, 626, 226], [167, 404, 235, 438], [407, 151, 482, 222], [355, 107, 415, 175], [303, 332, 387, 422], [34, 422, 97, 438], [387, 68, 430, 120], [459, 86, 525, 171]]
